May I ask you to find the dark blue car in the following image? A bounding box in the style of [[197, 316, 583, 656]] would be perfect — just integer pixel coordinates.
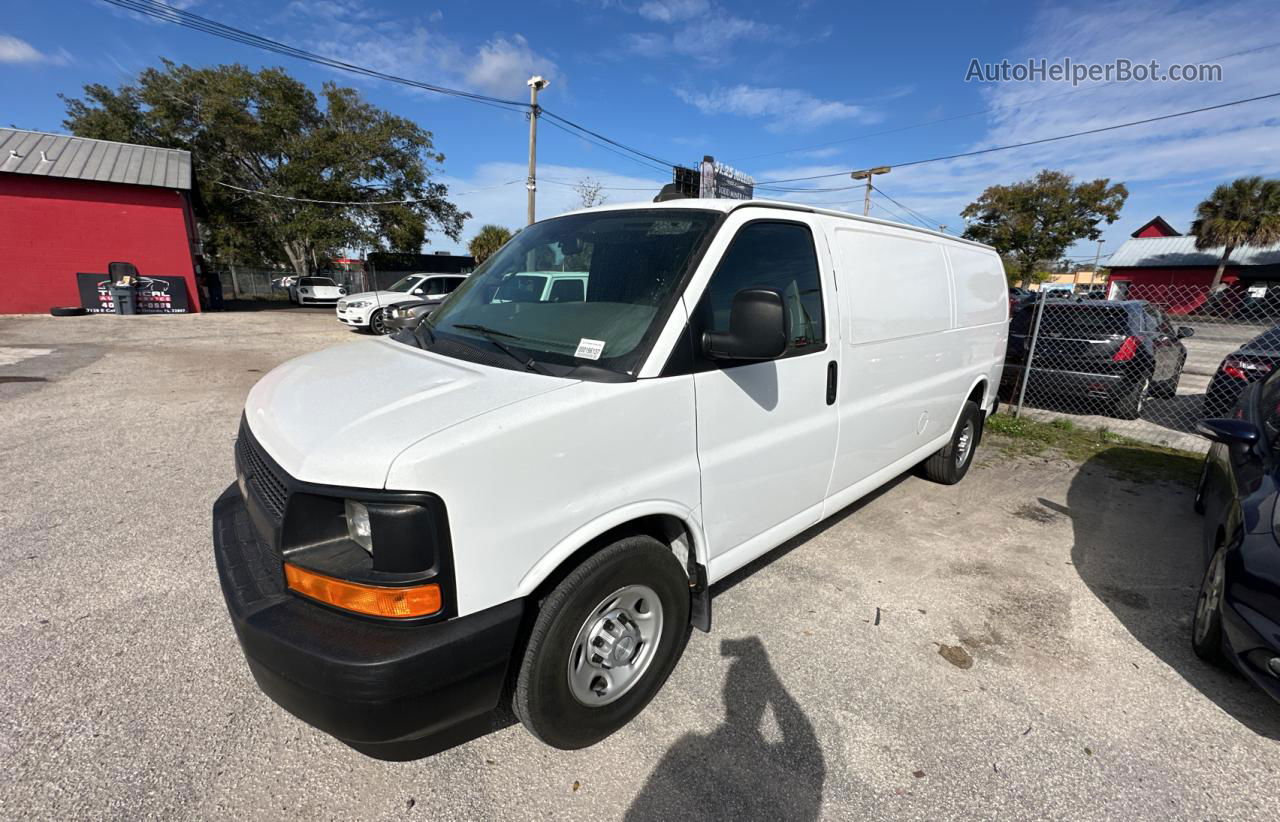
[[1193, 376, 1280, 702]]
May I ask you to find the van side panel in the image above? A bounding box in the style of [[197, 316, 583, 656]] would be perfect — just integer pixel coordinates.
[[823, 223, 1005, 505], [823, 225, 955, 497], [948, 245, 1008, 328]]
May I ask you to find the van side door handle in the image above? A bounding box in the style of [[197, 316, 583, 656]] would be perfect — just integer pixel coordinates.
[[826, 360, 838, 405]]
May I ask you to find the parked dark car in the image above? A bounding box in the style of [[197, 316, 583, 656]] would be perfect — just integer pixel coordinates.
[[1192, 384, 1280, 704], [1204, 326, 1280, 418], [383, 298, 442, 332], [1000, 300, 1192, 419], [1008, 287, 1032, 313]]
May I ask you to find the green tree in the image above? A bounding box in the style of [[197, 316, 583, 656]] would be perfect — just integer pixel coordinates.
[[1191, 176, 1280, 289], [62, 61, 467, 275], [468, 224, 513, 264], [962, 169, 1127, 288]]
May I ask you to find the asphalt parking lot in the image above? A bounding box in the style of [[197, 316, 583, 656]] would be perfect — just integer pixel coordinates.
[[2, 309, 1279, 821]]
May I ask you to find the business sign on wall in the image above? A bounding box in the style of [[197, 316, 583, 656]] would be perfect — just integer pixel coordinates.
[[76, 273, 192, 314]]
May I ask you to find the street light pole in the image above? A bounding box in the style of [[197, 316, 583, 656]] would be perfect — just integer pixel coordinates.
[[526, 75, 549, 226], [850, 166, 891, 216]]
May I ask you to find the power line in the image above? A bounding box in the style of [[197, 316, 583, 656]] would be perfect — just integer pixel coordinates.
[[538, 117, 672, 174], [728, 41, 1280, 163], [100, 0, 529, 111], [540, 110, 677, 169], [102, 0, 679, 174], [752, 90, 1280, 186], [870, 184, 942, 230]]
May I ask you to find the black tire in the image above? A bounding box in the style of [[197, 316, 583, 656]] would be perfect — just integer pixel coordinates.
[[922, 400, 982, 485], [1192, 454, 1210, 515], [50, 306, 88, 317], [1154, 357, 1184, 399], [1112, 374, 1151, 420], [513, 535, 691, 750], [1191, 545, 1228, 666], [368, 308, 390, 335]]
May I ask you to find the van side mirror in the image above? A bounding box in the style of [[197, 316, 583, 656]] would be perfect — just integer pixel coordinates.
[[1196, 418, 1259, 446], [702, 288, 790, 361], [1177, 326, 1194, 339]]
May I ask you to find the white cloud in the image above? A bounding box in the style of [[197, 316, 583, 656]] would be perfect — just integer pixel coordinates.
[[637, 0, 710, 23], [620, 1, 775, 63], [0, 34, 69, 65], [287, 3, 559, 101], [676, 85, 880, 132], [465, 35, 561, 99]]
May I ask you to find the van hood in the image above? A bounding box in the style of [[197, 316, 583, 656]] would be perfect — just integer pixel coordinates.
[[244, 339, 576, 488]]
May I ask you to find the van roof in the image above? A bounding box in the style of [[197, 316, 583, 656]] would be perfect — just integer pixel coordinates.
[[558, 198, 996, 251]]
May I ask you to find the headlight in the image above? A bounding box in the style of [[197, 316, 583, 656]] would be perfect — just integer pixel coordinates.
[[345, 499, 373, 554], [347, 300, 371, 309]]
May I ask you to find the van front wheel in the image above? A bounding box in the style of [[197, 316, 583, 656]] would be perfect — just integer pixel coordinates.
[[922, 400, 982, 485], [513, 535, 691, 749]]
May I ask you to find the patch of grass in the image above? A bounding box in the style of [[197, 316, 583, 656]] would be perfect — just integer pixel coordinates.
[[984, 412, 1202, 486]]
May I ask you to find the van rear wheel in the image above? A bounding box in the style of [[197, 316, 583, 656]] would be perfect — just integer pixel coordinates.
[[513, 535, 691, 749], [922, 401, 982, 485]]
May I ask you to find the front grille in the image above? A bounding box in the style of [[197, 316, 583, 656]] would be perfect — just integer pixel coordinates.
[[235, 422, 289, 522]]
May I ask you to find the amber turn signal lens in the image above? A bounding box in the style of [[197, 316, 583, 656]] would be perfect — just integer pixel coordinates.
[[284, 563, 442, 619]]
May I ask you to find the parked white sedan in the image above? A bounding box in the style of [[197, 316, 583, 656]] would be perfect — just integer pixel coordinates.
[[336, 273, 467, 334], [288, 277, 346, 305]]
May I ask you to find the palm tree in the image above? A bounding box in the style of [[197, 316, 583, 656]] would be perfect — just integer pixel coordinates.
[[1191, 176, 1280, 288], [467, 224, 513, 265]]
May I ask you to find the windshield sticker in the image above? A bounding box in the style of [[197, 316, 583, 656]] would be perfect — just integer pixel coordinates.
[[574, 338, 606, 360]]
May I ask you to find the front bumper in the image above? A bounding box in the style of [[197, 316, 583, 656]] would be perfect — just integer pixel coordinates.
[[336, 306, 372, 326], [212, 484, 525, 747]]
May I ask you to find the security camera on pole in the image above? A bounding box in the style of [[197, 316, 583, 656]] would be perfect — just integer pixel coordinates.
[[850, 166, 891, 216], [526, 75, 549, 226]]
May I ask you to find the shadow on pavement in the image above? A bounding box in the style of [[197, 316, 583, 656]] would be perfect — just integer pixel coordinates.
[[1064, 449, 1280, 739], [625, 636, 825, 821]]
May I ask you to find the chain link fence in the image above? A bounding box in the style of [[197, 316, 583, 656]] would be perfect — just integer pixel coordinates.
[[213, 267, 428, 301], [1001, 281, 1280, 453]]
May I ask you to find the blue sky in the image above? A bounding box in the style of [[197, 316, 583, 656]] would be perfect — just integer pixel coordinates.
[[3, 0, 1279, 260]]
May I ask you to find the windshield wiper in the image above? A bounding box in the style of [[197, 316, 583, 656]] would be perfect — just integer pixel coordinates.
[[451, 323, 549, 375]]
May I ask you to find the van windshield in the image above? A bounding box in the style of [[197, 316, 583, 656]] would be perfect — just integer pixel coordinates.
[[409, 209, 719, 378]]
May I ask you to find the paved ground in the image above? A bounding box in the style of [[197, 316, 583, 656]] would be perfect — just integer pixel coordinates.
[[2, 310, 1279, 821]]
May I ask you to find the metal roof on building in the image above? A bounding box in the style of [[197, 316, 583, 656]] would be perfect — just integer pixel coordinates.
[[1108, 235, 1280, 268], [0, 128, 191, 190]]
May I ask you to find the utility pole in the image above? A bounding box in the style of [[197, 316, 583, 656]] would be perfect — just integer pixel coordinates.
[[526, 75, 549, 226], [850, 166, 891, 216]]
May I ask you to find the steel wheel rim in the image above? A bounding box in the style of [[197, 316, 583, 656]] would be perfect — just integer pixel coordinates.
[[567, 584, 664, 707], [955, 420, 975, 468], [1194, 550, 1225, 644]]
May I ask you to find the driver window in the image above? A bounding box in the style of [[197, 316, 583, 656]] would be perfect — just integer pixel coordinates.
[[696, 221, 825, 355]]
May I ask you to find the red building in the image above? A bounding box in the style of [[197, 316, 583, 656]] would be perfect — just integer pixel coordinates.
[[1106, 216, 1280, 313], [0, 127, 201, 314]]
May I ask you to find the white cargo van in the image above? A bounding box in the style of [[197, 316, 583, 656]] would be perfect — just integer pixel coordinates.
[[213, 200, 1008, 756]]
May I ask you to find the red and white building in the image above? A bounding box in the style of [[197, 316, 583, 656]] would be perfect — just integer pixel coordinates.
[[0, 127, 202, 314], [1107, 216, 1280, 313]]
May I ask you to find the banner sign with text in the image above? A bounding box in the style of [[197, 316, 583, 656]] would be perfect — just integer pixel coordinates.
[[76, 273, 192, 314]]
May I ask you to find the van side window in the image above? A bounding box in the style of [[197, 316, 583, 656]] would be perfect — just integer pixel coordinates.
[[698, 221, 824, 355]]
